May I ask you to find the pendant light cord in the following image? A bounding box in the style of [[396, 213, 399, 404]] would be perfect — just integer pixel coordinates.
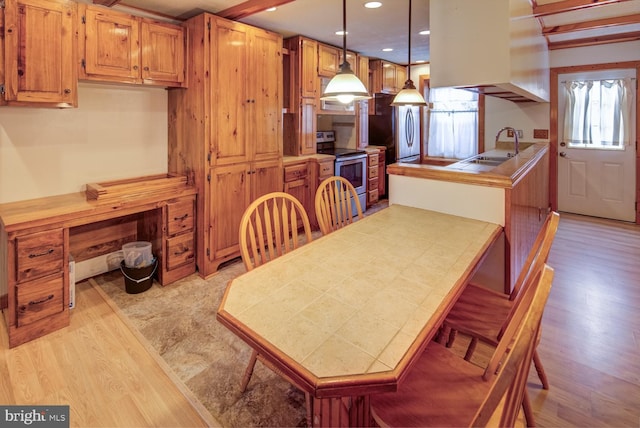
[[407, 0, 412, 78], [342, 0, 347, 65]]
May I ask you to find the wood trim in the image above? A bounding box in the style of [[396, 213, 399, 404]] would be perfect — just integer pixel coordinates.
[[533, 0, 632, 17], [217, 0, 296, 20], [549, 61, 640, 224], [548, 31, 640, 50], [542, 13, 640, 36]]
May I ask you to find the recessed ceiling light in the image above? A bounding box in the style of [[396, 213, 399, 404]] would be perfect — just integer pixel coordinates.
[[416, 60, 426, 63], [382, 48, 393, 52], [364, 2, 382, 8], [419, 30, 431, 35], [336, 30, 348, 36], [265, 7, 276, 12]]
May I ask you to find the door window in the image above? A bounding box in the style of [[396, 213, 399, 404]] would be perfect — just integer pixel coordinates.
[[563, 78, 634, 149]]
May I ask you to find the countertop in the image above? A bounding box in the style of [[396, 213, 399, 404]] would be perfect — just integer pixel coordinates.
[[283, 154, 335, 166], [387, 143, 549, 189]]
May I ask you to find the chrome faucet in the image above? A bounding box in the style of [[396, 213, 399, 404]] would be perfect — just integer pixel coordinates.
[[496, 126, 519, 156]]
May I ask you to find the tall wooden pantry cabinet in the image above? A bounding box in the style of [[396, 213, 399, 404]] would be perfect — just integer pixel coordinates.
[[168, 13, 283, 276]]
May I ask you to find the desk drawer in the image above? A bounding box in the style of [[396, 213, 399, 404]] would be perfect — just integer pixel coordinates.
[[167, 198, 195, 235], [166, 233, 195, 270], [368, 165, 378, 179], [16, 229, 64, 283], [368, 154, 378, 167], [17, 274, 64, 326]]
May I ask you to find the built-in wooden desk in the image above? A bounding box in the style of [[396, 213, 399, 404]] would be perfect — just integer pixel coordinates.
[[217, 204, 502, 426], [0, 175, 197, 348]]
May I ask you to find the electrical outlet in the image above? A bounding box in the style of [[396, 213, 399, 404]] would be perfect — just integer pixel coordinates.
[[533, 129, 549, 139], [517, 130, 523, 138], [507, 129, 514, 138]]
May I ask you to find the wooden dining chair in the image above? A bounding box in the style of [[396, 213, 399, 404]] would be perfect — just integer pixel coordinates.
[[370, 263, 555, 428], [239, 191, 313, 271], [437, 211, 559, 424], [315, 176, 364, 235], [238, 192, 313, 425]]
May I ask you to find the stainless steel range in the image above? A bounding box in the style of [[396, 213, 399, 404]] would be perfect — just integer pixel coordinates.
[[316, 131, 367, 215]]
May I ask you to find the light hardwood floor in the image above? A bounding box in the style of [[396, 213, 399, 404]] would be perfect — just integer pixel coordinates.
[[0, 280, 219, 427], [0, 212, 638, 427]]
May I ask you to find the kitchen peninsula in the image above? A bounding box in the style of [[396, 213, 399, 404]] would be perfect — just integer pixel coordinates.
[[388, 143, 550, 293]]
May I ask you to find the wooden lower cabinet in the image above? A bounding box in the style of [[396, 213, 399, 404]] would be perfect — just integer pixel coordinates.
[[283, 162, 311, 219], [367, 152, 379, 207], [208, 160, 282, 271]]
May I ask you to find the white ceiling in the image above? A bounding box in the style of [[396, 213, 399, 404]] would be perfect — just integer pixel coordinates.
[[107, 0, 640, 65]]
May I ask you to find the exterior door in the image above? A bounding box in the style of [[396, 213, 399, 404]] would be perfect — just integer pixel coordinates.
[[557, 70, 636, 222]]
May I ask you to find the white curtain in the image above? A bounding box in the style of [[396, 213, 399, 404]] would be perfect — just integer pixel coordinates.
[[427, 87, 478, 159], [563, 78, 633, 148]]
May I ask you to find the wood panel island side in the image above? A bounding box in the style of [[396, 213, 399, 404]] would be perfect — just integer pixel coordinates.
[[388, 143, 550, 293]]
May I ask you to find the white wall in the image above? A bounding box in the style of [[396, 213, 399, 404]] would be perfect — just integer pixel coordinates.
[[483, 40, 640, 149], [0, 83, 168, 203]]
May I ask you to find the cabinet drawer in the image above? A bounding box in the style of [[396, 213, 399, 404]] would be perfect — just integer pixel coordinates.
[[368, 177, 378, 191], [167, 198, 195, 236], [368, 189, 379, 203], [319, 161, 334, 178], [284, 163, 308, 182], [166, 233, 195, 270], [368, 165, 379, 179], [16, 230, 64, 283], [17, 274, 65, 327], [368, 154, 378, 167]]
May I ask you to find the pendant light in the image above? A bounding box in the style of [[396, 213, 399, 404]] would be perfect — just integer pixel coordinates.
[[320, 0, 371, 104], [391, 0, 427, 106]]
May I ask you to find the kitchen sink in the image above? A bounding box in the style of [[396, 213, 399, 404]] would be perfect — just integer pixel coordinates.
[[461, 155, 511, 166]]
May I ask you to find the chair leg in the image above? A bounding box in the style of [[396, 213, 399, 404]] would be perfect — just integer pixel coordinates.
[[240, 350, 259, 392], [522, 388, 536, 427], [446, 328, 458, 348], [464, 337, 478, 361], [532, 349, 549, 390]]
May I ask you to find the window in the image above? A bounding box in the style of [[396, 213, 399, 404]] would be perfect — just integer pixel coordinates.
[[562, 78, 634, 150], [426, 87, 479, 159]]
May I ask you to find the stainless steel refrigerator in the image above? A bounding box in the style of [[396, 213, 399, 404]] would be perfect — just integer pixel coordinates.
[[368, 93, 421, 196]]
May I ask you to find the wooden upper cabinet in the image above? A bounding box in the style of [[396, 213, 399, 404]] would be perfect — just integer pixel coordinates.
[[299, 37, 318, 98], [357, 55, 369, 92], [140, 19, 185, 85], [318, 43, 339, 77], [79, 4, 186, 87], [2, 0, 77, 107], [250, 27, 283, 161], [210, 17, 282, 165], [211, 18, 250, 165], [370, 59, 406, 94]]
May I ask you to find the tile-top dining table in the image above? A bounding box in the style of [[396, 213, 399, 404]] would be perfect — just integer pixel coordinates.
[[216, 204, 503, 427]]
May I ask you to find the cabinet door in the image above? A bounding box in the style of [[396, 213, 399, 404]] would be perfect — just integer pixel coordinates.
[[284, 177, 310, 217], [395, 65, 407, 91], [318, 43, 339, 77], [83, 5, 140, 82], [299, 97, 317, 155], [251, 159, 283, 201], [249, 27, 282, 161], [3, 0, 77, 107], [140, 19, 185, 86], [299, 37, 318, 98], [382, 62, 396, 93], [357, 55, 369, 92], [209, 164, 250, 261], [211, 18, 249, 165]]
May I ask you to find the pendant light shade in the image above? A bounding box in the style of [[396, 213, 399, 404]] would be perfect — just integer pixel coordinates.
[[391, 0, 427, 107], [320, 0, 371, 104]]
